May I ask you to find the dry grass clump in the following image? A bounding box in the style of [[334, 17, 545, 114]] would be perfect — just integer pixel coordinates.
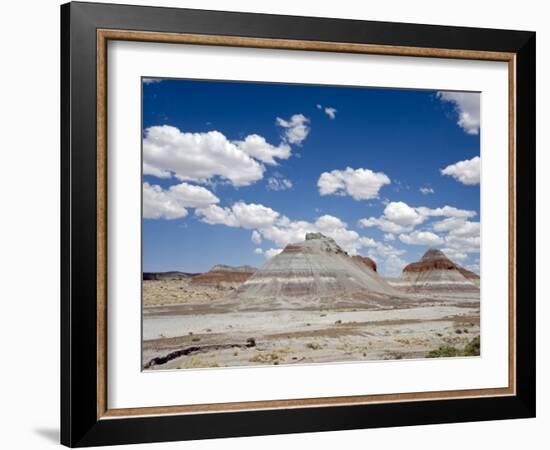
[[143, 280, 232, 306], [177, 355, 220, 369], [249, 353, 281, 364], [248, 348, 291, 365]]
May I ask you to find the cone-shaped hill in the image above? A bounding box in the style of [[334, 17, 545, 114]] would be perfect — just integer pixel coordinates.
[[400, 248, 479, 292], [235, 233, 398, 303]]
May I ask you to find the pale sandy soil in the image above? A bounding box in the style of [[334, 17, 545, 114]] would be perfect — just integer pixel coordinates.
[[142, 280, 480, 370], [143, 279, 239, 306]]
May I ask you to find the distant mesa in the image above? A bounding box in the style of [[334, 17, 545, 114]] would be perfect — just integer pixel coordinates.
[[211, 264, 258, 273], [235, 232, 398, 302], [190, 264, 257, 286], [389, 248, 479, 292], [145, 242, 479, 300], [143, 271, 197, 281]]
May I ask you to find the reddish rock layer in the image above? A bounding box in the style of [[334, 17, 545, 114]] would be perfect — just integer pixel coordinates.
[[457, 266, 480, 280], [399, 248, 479, 292], [403, 258, 456, 273], [403, 248, 458, 273], [403, 249, 479, 279], [352, 255, 377, 272], [191, 271, 254, 285], [235, 233, 398, 301], [282, 244, 306, 254]]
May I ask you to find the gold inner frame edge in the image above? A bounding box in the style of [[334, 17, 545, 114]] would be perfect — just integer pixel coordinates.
[[95, 29, 517, 420]]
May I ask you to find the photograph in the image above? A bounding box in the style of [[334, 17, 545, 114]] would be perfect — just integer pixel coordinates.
[[141, 78, 481, 370]]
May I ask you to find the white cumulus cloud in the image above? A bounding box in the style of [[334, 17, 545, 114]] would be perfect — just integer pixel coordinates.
[[324, 107, 337, 119], [365, 242, 407, 276], [264, 248, 284, 259], [143, 126, 265, 187], [384, 201, 424, 228], [198, 200, 378, 257], [359, 201, 476, 234], [260, 214, 369, 255], [232, 202, 281, 229], [442, 248, 468, 262], [399, 230, 444, 246], [416, 205, 477, 219], [359, 201, 423, 234], [449, 221, 480, 238], [316, 104, 337, 119], [196, 201, 280, 230], [381, 255, 408, 276], [318, 167, 390, 200], [251, 230, 262, 245], [432, 217, 468, 233], [143, 181, 219, 220], [441, 220, 481, 255], [445, 235, 480, 253], [267, 174, 293, 191], [194, 199, 414, 276], [419, 186, 434, 195], [359, 217, 410, 234], [437, 91, 480, 135], [194, 205, 240, 227], [441, 156, 480, 185], [235, 134, 291, 165], [276, 114, 310, 145]]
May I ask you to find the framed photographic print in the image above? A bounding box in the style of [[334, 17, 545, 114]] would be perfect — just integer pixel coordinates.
[[61, 1, 536, 447]]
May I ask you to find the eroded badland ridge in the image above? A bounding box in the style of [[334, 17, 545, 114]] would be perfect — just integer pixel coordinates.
[[143, 233, 480, 369]]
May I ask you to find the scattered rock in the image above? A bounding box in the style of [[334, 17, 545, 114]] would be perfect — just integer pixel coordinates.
[[143, 271, 197, 281], [306, 342, 321, 350]]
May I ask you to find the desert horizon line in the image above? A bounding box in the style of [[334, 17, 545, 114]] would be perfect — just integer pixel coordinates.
[[143, 239, 480, 277]]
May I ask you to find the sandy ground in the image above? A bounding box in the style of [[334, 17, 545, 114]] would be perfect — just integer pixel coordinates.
[[142, 279, 480, 370], [143, 278, 241, 306]]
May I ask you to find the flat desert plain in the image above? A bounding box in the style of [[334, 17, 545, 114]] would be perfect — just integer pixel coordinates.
[[142, 258, 479, 370]]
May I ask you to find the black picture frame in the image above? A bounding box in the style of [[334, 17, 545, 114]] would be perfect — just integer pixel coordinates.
[[61, 1, 536, 447]]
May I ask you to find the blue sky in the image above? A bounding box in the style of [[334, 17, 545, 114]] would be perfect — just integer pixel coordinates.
[[142, 78, 480, 276]]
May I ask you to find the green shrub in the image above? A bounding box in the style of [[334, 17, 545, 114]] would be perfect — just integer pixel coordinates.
[[426, 345, 461, 358], [426, 336, 480, 358], [463, 336, 480, 356]]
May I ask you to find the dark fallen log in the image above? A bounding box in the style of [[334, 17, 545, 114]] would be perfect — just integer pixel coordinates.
[[144, 338, 256, 369]]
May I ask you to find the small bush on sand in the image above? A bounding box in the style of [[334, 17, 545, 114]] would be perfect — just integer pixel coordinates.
[[426, 345, 461, 358], [249, 352, 280, 364], [463, 336, 480, 356], [427, 336, 480, 358], [306, 342, 321, 350]]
